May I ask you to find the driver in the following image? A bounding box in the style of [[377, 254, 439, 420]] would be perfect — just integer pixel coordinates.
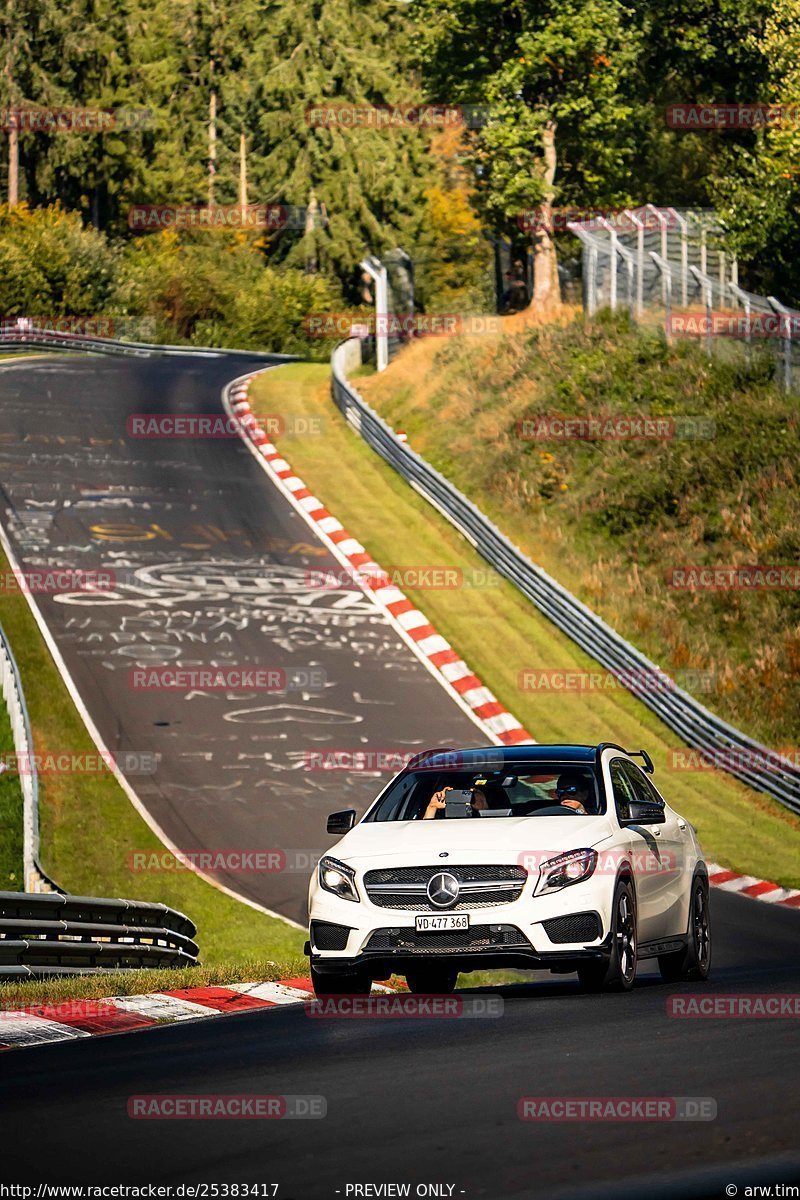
[[555, 771, 591, 813]]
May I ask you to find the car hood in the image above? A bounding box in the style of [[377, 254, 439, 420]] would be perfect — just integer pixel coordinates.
[[329, 815, 615, 869]]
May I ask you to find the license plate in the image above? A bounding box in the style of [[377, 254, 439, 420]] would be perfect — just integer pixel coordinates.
[[415, 914, 469, 932]]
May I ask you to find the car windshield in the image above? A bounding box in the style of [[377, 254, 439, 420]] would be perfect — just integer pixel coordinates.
[[366, 761, 603, 821]]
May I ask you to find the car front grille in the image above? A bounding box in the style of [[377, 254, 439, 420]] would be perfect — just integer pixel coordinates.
[[363, 864, 527, 911], [364, 924, 529, 954]]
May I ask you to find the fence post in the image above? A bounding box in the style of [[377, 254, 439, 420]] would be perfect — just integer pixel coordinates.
[[646, 206, 670, 303], [598, 218, 618, 311], [623, 209, 645, 317], [768, 296, 794, 393], [568, 225, 599, 316], [615, 241, 636, 319], [650, 251, 672, 336], [667, 208, 688, 307], [729, 282, 752, 364], [690, 266, 714, 359]]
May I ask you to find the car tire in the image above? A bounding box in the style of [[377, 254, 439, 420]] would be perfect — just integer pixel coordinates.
[[310, 962, 372, 996], [577, 879, 637, 993], [404, 966, 458, 995], [658, 876, 711, 983]]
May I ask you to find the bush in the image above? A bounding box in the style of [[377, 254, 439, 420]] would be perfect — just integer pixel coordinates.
[[0, 204, 120, 316]]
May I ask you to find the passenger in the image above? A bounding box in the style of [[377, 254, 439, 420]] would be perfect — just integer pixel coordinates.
[[422, 781, 509, 818]]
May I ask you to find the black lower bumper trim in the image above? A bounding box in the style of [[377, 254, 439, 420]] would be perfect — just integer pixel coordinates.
[[311, 940, 612, 977]]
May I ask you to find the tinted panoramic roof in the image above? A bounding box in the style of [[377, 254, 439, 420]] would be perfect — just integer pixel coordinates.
[[413, 744, 597, 770]]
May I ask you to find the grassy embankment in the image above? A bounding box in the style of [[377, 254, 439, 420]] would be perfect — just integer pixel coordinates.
[[248, 354, 800, 889]]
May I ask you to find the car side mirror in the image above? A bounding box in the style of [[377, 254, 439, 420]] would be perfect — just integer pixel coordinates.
[[626, 799, 665, 825], [327, 809, 356, 834]]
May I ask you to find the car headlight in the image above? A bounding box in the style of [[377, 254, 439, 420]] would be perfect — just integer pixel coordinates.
[[318, 855, 360, 903], [534, 848, 598, 896]]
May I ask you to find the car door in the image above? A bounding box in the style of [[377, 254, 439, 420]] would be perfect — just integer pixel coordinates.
[[607, 758, 663, 942], [621, 761, 687, 939]]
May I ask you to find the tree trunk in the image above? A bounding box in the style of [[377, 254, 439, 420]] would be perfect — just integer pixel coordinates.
[[208, 79, 217, 206], [8, 125, 18, 205], [530, 118, 559, 312], [239, 130, 248, 210]]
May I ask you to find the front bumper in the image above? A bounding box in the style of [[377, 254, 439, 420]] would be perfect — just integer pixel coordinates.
[[308, 871, 613, 976]]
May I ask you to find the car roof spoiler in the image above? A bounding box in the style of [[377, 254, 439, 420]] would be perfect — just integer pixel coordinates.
[[595, 743, 655, 774]]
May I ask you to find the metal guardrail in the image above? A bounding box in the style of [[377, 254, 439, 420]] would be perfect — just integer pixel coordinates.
[[0, 327, 296, 361], [0, 620, 55, 893], [331, 339, 800, 815], [0, 891, 198, 979]]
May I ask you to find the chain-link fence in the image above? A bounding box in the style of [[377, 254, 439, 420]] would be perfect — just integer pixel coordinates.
[[569, 205, 800, 393]]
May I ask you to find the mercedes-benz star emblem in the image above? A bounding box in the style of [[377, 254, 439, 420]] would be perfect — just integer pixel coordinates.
[[427, 871, 460, 908]]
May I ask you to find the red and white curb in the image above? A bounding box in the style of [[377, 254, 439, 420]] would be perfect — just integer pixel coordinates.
[[707, 862, 800, 907], [223, 373, 531, 748], [0, 977, 399, 1050], [222, 371, 800, 912]]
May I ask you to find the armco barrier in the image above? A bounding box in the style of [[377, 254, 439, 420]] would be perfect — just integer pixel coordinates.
[[331, 338, 800, 815], [0, 891, 198, 979], [0, 326, 296, 361], [0, 620, 52, 892]]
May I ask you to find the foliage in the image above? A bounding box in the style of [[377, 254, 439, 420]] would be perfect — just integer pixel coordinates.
[[0, 203, 119, 314]]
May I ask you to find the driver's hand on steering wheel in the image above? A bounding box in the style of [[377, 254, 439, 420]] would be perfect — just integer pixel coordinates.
[[423, 787, 452, 819], [559, 797, 587, 813]]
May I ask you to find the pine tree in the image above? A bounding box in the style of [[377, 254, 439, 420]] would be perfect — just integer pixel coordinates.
[[239, 0, 434, 283]]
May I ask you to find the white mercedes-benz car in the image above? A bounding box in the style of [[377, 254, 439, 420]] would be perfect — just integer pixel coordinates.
[[306, 743, 712, 995]]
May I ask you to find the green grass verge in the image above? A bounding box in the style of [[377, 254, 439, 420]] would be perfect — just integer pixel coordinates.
[[249, 362, 800, 889], [0, 545, 305, 967], [0, 697, 23, 890], [0, 958, 309, 1009], [358, 314, 800, 748]]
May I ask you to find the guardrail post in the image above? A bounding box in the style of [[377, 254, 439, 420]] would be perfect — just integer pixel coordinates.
[[768, 296, 794, 393]]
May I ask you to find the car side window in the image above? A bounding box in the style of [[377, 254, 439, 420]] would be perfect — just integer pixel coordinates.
[[620, 762, 664, 808], [609, 760, 637, 821]]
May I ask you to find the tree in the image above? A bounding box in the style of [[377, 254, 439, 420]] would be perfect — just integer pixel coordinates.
[[709, 0, 800, 302], [412, 0, 642, 310], [238, 0, 434, 285], [624, 0, 771, 208]]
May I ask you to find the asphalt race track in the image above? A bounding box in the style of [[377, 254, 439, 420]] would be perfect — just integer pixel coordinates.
[[2, 890, 799, 1196], [1, 352, 799, 1198], [0, 352, 481, 922]]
